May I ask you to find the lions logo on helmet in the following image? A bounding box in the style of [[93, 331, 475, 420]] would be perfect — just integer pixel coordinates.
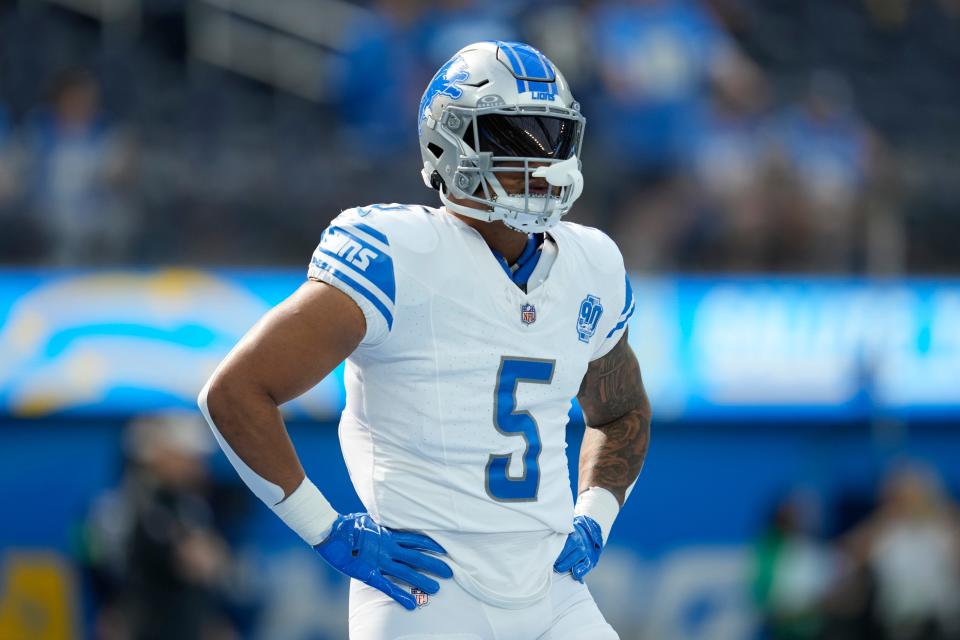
[[418, 55, 471, 135], [418, 41, 586, 233]]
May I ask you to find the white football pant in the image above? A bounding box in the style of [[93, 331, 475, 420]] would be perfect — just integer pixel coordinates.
[[348, 573, 619, 639]]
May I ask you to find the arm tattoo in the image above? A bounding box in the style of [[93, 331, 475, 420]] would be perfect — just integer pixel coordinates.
[[576, 330, 652, 505]]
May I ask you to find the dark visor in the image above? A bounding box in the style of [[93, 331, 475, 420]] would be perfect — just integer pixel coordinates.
[[474, 114, 578, 160]]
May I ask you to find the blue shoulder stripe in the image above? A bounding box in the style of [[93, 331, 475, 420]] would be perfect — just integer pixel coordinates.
[[310, 257, 394, 330], [606, 277, 636, 339], [605, 302, 635, 339], [321, 226, 396, 302], [330, 224, 388, 252], [352, 222, 389, 246], [619, 275, 634, 319]]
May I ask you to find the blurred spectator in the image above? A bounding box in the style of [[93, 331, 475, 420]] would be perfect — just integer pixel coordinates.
[[588, 0, 757, 175], [607, 47, 771, 270], [765, 72, 879, 271], [520, 1, 597, 89], [769, 73, 874, 213], [679, 61, 774, 270], [0, 0, 954, 273], [0, 104, 16, 203], [332, 0, 518, 157], [22, 68, 137, 265], [0, 102, 28, 259], [686, 68, 771, 207], [836, 463, 960, 640], [417, 0, 519, 69], [753, 490, 835, 640], [78, 413, 246, 640], [585, 0, 766, 259], [331, 0, 431, 158]]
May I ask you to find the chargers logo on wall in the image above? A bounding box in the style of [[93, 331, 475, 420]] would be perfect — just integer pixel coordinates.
[[577, 294, 603, 343], [0, 271, 344, 418]]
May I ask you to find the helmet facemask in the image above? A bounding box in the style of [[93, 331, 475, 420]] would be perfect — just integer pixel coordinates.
[[428, 104, 585, 232]]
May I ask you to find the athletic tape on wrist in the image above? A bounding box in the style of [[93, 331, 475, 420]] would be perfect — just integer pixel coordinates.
[[271, 477, 339, 546], [574, 487, 620, 545]]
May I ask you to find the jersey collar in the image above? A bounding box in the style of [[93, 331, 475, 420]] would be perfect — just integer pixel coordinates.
[[489, 234, 544, 291]]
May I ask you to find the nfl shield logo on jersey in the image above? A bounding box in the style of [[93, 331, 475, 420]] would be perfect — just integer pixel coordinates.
[[411, 587, 429, 608], [521, 303, 537, 325], [577, 294, 603, 343]]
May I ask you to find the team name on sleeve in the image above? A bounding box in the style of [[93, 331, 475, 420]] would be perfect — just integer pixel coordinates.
[[310, 221, 396, 329]]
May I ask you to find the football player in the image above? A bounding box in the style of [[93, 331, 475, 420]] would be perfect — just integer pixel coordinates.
[[199, 41, 651, 639]]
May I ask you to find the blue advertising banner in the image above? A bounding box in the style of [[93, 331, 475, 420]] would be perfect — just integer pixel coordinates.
[[0, 270, 958, 420], [632, 276, 960, 420]]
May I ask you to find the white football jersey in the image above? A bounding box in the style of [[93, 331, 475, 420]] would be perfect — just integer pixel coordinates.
[[307, 204, 634, 607]]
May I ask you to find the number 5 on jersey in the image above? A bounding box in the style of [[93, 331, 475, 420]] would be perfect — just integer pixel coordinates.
[[486, 357, 556, 502]]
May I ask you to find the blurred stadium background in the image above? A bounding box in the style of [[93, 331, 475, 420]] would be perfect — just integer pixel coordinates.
[[0, 0, 959, 639]]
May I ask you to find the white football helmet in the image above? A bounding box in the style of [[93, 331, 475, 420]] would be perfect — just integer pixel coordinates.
[[418, 41, 586, 232]]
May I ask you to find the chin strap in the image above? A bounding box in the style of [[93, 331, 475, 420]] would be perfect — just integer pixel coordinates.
[[443, 186, 562, 233], [438, 186, 498, 222]]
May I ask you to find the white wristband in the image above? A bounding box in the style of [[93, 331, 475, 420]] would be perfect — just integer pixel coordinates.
[[574, 487, 621, 545], [271, 477, 340, 546]]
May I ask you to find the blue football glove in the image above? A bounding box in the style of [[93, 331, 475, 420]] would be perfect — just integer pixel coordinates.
[[314, 513, 453, 610], [553, 515, 604, 582]]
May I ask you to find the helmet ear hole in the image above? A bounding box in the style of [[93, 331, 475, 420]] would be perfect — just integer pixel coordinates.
[[427, 143, 444, 159], [429, 171, 445, 191]]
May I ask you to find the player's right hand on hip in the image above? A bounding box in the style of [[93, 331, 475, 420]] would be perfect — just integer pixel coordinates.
[[314, 513, 453, 610]]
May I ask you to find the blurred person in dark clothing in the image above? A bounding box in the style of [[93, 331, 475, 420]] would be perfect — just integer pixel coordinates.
[[766, 72, 880, 271], [864, 0, 960, 27], [22, 68, 137, 265], [660, 59, 774, 271], [587, 0, 757, 175], [753, 489, 835, 640], [585, 0, 764, 265], [417, 0, 518, 69], [331, 0, 431, 157], [326, 0, 434, 208], [604, 32, 769, 271], [0, 102, 32, 262], [685, 63, 771, 211], [79, 413, 244, 640], [834, 463, 960, 640], [0, 104, 15, 203], [520, 1, 598, 91]]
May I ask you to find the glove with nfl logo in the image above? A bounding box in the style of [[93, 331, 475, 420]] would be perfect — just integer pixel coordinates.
[[315, 513, 453, 610], [553, 515, 604, 582]]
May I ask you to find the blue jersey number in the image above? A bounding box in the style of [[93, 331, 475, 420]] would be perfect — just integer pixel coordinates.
[[485, 357, 556, 502]]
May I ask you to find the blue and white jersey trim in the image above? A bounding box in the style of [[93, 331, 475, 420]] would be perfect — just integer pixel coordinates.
[[309, 222, 396, 331], [605, 275, 635, 339]]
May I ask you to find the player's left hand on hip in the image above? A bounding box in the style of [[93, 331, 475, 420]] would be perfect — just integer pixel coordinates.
[[314, 513, 453, 610], [553, 515, 603, 583]]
